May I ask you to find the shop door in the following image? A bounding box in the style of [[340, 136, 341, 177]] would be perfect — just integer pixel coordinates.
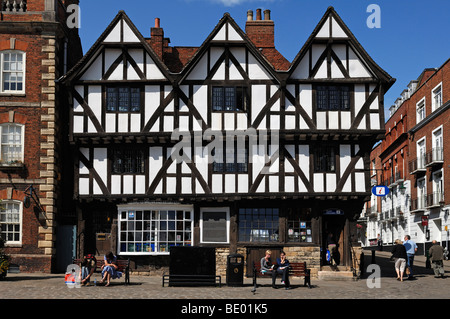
[[322, 214, 345, 266]]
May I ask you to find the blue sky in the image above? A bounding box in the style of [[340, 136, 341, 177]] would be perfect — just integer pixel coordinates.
[[77, 0, 449, 118]]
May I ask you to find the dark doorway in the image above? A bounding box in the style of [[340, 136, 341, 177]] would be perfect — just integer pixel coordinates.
[[322, 214, 345, 266]]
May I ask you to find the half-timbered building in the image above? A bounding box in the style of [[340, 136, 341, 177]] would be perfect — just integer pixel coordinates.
[[61, 7, 394, 277]]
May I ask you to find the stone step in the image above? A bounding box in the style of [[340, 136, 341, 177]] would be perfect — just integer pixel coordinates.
[[318, 266, 355, 281]]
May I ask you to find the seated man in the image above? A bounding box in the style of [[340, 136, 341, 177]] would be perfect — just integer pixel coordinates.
[[80, 254, 97, 286]]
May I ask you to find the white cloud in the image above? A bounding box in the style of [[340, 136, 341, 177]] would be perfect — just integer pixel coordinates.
[[187, 0, 276, 8]]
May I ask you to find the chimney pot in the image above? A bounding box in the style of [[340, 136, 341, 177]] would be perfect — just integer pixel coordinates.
[[264, 9, 271, 20], [256, 8, 262, 20], [155, 18, 160, 28], [247, 10, 253, 21]]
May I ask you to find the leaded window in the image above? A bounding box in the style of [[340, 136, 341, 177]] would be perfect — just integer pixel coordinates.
[[106, 87, 141, 112], [316, 85, 350, 110], [314, 145, 336, 172], [111, 149, 144, 174], [212, 86, 247, 111]]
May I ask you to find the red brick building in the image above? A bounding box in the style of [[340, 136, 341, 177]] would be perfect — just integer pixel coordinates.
[[407, 58, 449, 253], [363, 58, 449, 253], [0, 0, 81, 272]]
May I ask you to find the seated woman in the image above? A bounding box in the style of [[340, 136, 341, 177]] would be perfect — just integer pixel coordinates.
[[274, 251, 290, 289], [100, 251, 122, 286]]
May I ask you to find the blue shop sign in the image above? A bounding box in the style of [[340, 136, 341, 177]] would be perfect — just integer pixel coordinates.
[[372, 185, 389, 197], [323, 209, 344, 215]]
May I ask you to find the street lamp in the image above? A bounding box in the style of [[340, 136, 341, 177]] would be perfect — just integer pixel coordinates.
[[23, 185, 47, 225]]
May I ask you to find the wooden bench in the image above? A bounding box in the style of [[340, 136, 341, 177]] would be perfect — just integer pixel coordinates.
[[252, 261, 311, 288], [73, 257, 130, 285], [162, 274, 222, 287]]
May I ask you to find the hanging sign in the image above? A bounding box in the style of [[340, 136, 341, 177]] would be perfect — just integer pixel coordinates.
[[372, 185, 389, 197], [421, 216, 428, 226]]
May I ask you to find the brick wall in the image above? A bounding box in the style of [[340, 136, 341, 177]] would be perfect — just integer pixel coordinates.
[[0, 0, 82, 272]]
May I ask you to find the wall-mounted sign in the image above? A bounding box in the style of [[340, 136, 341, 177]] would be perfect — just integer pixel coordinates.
[[421, 216, 428, 226], [323, 209, 344, 215], [372, 185, 389, 197]]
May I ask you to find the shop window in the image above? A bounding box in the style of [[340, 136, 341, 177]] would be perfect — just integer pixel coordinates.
[[118, 205, 193, 255], [286, 207, 312, 243], [238, 208, 279, 242]]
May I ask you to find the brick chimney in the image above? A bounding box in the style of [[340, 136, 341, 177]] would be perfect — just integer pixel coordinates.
[[245, 9, 274, 48], [150, 18, 164, 60]]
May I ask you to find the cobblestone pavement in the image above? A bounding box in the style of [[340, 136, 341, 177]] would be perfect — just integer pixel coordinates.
[[0, 250, 448, 315]]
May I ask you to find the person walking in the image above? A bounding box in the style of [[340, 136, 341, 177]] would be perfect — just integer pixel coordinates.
[[391, 239, 408, 281], [403, 235, 417, 280], [428, 240, 445, 278]]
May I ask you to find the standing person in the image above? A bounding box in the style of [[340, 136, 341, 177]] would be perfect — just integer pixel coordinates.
[[403, 235, 418, 280], [80, 254, 97, 286], [100, 251, 122, 287], [327, 233, 337, 266], [391, 239, 407, 281], [273, 251, 291, 289], [428, 240, 445, 278]]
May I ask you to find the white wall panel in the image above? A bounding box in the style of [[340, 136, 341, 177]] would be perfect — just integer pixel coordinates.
[[111, 175, 121, 194], [79, 178, 89, 195], [314, 173, 324, 192]]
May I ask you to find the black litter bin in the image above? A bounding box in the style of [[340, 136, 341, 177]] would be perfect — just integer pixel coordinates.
[[226, 253, 244, 286]]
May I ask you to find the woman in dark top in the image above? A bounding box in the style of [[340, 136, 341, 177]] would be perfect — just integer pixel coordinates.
[[391, 239, 408, 281]]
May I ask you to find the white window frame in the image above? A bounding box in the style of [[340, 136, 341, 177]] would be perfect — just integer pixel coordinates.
[[0, 123, 24, 164], [417, 177, 426, 209], [117, 203, 194, 256], [200, 207, 230, 244], [0, 50, 26, 95], [432, 125, 443, 162], [432, 169, 443, 201], [416, 97, 426, 123], [416, 137, 426, 169], [0, 200, 23, 246], [431, 82, 442, 112]]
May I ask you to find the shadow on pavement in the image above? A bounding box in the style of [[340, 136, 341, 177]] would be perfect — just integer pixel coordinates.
[[360, 248, 440, 279]]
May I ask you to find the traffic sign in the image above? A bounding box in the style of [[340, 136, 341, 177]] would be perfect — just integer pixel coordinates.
[[372, 185, 389, 197]]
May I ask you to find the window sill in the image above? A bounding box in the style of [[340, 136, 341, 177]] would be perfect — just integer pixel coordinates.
[[0, 92, 26, 97], [0, 162, 25, 170]]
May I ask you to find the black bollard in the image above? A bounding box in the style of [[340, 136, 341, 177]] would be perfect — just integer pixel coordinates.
[[371, 250, 376, 264]]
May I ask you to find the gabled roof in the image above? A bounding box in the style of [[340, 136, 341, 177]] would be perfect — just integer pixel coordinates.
[[178, 12, 283, 83], [289, 6, 395, 88], [59, 10, 173, 84]]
